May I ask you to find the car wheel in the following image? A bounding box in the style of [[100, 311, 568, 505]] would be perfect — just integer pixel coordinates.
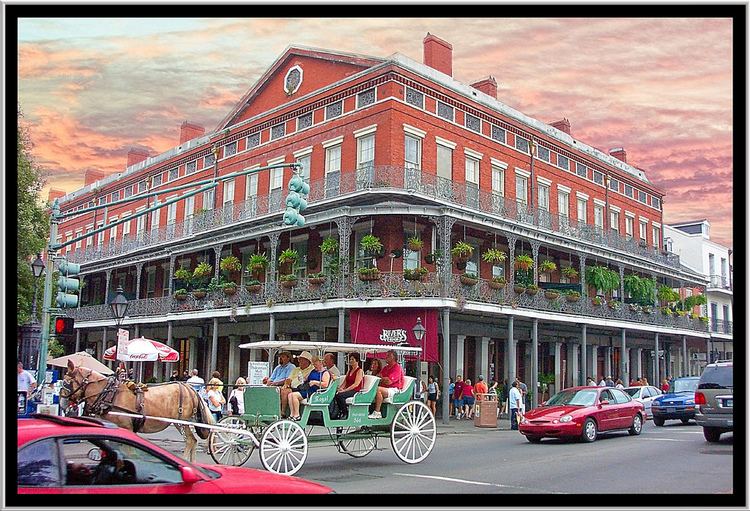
[[681, 418, 691, 425], [629, 414, 643, 436], [581, 418, 597, 442], [703, 426, 722, 443], [526, 436, 542, 444], [653, 417, 665, 427]]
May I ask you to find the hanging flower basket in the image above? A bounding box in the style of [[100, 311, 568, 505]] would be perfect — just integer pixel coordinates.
[[514, 284, 526, 294], [403, 267, 428, 281], [460, 273, 479, 286], [591, 296, 603, 306], [308, 273, 326, 286], [222, 283, 238, 296], [245, 283, 262, 293], [455, 260, 467, 271], [407, 237, 423, 252], [544, 290, 560, 300], [525, 285, 539, 296], [515, 254, 534, 271], [174, 291, 188, 301], [280, 275, 298, 288], [451, 241, 473, 264], [192, 289, 207, 300], [488, 277, 506, 290], [566, 291, 581, 302], [358, 268, 381, 281]]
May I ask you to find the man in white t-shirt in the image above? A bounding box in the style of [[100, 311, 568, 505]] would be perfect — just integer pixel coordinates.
[[186, 369, 205, 392], [509, 381, 523, 430], [17, 361, 37, 397]]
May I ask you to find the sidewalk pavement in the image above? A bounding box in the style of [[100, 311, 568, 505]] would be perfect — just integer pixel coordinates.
[[435, 412, 514, 434]]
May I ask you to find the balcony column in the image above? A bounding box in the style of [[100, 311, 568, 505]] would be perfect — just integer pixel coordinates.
[[580, 324, 587, 385], [568, 343, 579, 387], [506, 235, 518, 289], [636, 348, 643, 380], [531, 319, 539, 408], [507, 317, 516, 383], [554, 341, 562, 391], [104, 269, 112, 304], [589, 344, 597, 382], [441, 308, 451, 424], [578, 254, 587, 299], [210, 318, 219, 375], [434, 216, 457, 292], [228, 335, 241, 389], [75, 329, 81, 353], [267, 232, 280, 295], [618, 265, 625, 304], [530, 241, 540, 285], [455, 335, 466, 377], [269, 313, 276, 342], [338, 308, 345, 343], [101, 327, 108, 369], [654, 333, 660, 386], [478, 336, 490, 382], [651, 273, 658, 308], [212, 246, 222, 282], [167, 254, 177, 295], [682, 335, 688, 377], [604, 346, 612, 379], [188, 336, 197, 371], [160, 320, 173, 382], [620, 329, 628, 384], [334, 217, 355, 297], [135, 262, 144, 300]]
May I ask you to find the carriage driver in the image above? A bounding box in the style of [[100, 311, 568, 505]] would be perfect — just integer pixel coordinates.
[[264, 351, 294, 386], [368, 350, 404, 419]]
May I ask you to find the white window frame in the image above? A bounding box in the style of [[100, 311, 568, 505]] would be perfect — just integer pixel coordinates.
[[270, 166, 284, 191], [245, 165, 260, 199], [203, 189, 214, 211], [538, 183, 550, 212], [557, 189, 570, 218], [465, 155, 480, 185], [223, 179, 235, 206], [491, 159, 506, 197], [121, 218, 131, 239], [515, 175, 528, 206], [436, 138, 455, 181], [356, 133, 375, 170], [639, 220, 647, 241], [577, 198, 588, 224], [150, 202, 160, 229], [404, 134, 422, 170], [625, 215, 634, 237], [610, 210, 620, 233], [74, 230, 83, 249], [167, 201, 177, 225], [593, 204, 604, 229], [652, 225, 661, 248], [325, 144, 342, 175]]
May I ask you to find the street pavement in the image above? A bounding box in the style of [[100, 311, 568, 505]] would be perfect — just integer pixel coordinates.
[[140, 414, 734, 494]]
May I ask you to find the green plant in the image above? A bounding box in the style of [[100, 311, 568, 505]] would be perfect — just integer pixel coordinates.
[[391, 248, 403, 258], [482, 248, 506, 264], [245, 279, 261, 286], [308, 272, 325, 279], [565, 290, 581, 298], [174, 268, 191, 281], [451, 241, 474, 260], [280, 273, 298, 282], [608, 300, 621, 310], [403, 267, 428, 280], [642, 305, 654, 314], [661, 306, 674, 316], [220, 255, 242, 273], [248, 253, 269, 273], [699, 315, 709, 323], [514, 254, 534, 271], [174, 288, 188, 296], [222, 281, 238, 290], [357, 266, 379, 275], [407, 237, 423, 251], [462, 272, 478, 280], [207, 277, 223, 293], [585, 266, 620, 295], [424, 251, 442, 265], [624, 274, 656, 305], [320, 236, 339, 255], [193, 262, 213, 279], [683, 293, 707, 310], [279, 248, 299, 265], [591, 296, 603, 306], [539, 260, 557, 274], [657, 285, 680, 305], [561, 266, 579, 280], [360, 234, 383, 255], [491, 276, 507, 285]]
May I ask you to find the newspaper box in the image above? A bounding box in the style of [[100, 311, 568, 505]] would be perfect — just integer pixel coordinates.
[[474, 393, 498, 428]]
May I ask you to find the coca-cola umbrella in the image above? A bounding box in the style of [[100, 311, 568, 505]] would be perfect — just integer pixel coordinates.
[[104, 337, 180, 362]]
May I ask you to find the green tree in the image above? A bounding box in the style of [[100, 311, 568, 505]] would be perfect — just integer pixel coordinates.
[[17, 110, 50, 326]]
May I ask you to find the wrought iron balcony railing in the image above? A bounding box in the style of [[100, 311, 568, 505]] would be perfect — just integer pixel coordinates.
[[66, 166, 680, 269], [710, 318, 733, 335], [708, 274, 732, 291]]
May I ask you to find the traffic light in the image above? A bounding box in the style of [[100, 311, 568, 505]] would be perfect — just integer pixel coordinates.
[[54, 316, 75, 336], [56, 258, 80, 308], [283, 173, 310, 227]]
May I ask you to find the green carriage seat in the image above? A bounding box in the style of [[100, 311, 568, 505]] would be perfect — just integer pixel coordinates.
[[346, 375, 381, 405], [242, 385, 281, 422], [383, 376, 416, 405], [302, 375, 343, 407]]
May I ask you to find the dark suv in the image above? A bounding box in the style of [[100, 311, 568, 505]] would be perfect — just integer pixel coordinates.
[[695, 360, 733, 442]]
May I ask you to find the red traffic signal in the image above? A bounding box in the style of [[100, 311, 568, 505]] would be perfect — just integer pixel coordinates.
[[54, 317, 75, 336]]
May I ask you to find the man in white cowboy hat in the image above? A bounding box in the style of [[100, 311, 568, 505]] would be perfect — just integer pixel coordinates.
[[280, 351, 314, 416]]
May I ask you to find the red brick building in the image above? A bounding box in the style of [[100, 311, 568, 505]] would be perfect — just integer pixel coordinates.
[[58, 35, 708, 408]]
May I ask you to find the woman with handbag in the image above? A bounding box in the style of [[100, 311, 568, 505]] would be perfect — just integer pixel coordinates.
[[206, 378, 226, 422], [228, 377, 246, 416], [287, 356, 330, 421]]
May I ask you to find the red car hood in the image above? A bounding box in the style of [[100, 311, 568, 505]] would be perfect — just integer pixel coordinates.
[[194, 464, 332, 494], [524, 405, 584, 420]]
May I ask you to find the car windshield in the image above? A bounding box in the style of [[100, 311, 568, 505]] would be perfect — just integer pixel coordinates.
[[698, 365, 733, 389], [623, 388, 640, 397], [669, 379, 699, 394], [546, 389, 598, 407]]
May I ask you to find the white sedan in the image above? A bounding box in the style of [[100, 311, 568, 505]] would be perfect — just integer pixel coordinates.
[[623, 386, 662, 419]]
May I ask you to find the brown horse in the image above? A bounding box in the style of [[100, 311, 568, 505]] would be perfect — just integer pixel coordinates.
[[61, 361, 214, 462]]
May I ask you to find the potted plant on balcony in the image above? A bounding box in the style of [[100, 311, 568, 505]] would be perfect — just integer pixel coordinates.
[[407, 236, 423, 252], [629, 303, 641, 313], [608, 300, 621, 311], [307, 272, 326, 286], [514, 254, 534, 271], [403, 267, 428, 281], [451, 241, 474, 264], [514, 283, 526, 294], [424, 250, 442, 265], [358, 267, 381, 281], [320, 236, 339, 256], [642, 305, 654, 315], [193, 262, 213, 289], [525, 284, 539, 296], [192, 287, 207, 300], [220, 255, 242, 275], [482, 248, 506, 265], [561, 266, 579, 281], [565, 290, 581, 302], [539, 260, 557, 275], [174, 268, 192, 289], [174, 288, 188, 301], [460, 272, 479, 286], [591, 296, 603, 306], [489, 275, 506, 290], [391, 248, 403, 259], [247, 253, 269, 278], [222, 281, 238, 296], [585, 265, 619, 300], [278, 248, 299, 274], [699, 316, 709, 324], [360, 234, 383, 257], [245, 279, 262, 293], [660, 306, 674, 317], [544, 289, 560, 300], [280, 273, 298, 288], [657, 285, 680, 307]]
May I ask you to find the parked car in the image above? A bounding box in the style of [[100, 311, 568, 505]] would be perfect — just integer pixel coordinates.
[[519, 386, 645, 443], [18, 415, 333, 494], [650, 376, 700, 426], [695, 360, 733, 442], [622, 385, 662, 419]]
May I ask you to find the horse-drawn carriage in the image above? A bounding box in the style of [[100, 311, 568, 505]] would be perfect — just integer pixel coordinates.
[[207, 341, 436, 475]]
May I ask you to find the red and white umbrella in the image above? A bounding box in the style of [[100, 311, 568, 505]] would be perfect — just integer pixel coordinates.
[[104, 337, 179, 363]]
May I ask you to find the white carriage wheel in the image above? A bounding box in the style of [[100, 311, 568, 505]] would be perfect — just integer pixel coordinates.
[[208, 416, 255, 466], [337, 427, 377, 458], [390, 400, 436, 464], [259, 420, 308, 476]]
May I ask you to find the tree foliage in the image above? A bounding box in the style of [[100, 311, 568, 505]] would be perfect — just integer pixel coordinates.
[[17, 110, 50, 326]]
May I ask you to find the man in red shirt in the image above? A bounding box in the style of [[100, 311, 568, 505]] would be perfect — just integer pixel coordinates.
[[368, 350, 404, 419]]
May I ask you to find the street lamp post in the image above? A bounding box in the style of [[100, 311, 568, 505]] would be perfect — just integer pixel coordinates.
[[30, 253, 45, 323], [109, 286, 129, 369], [412, 317, 427, 385]]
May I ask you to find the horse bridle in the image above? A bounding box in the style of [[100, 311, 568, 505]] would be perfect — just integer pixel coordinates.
[[61, 367, 94, 405]]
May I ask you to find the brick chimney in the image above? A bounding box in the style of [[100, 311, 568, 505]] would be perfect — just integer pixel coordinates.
[[47, 188, 66, 203], [609, 147, 627, 163], [423, 33, 453, 77], [550, 118, 571, 135], [127, 148, 150, 167], [84, 169, 106, 186], [179, 121, 205, 144], [470, 77, 497, 99]]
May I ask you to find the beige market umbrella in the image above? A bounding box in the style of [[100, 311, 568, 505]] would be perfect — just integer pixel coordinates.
[[47, 351, 114, 375]]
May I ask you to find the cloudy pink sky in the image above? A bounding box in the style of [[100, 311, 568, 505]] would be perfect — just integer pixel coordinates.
[[17, 17, 734, 248]]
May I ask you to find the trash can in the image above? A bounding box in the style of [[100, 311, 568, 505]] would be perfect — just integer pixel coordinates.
[[474, 393, 498, 428]]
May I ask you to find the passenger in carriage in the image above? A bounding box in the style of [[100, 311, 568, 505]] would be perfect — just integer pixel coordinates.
[[368, 350, 404, 420], [287, 355, 330, 421], [264, 351, 294, 386], [366, 358, 382, 376], [280, 351, 315, 416], [331, 352, 364, 420]]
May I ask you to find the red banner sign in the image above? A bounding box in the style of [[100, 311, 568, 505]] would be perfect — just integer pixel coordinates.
[[349, 308, 438, 362]]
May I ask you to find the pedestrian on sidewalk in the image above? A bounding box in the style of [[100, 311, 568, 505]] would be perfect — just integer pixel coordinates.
[[453, 375, 464, 419], [615, 379, 624, 389], [509, 381, 522, 430], [500, 378, 509, 416], [474, 376, 488, 400], [448, 378, 455, 417], [605, 375, 615, 387], [426, 377, 439, 415], [462, 379, 475, 419]]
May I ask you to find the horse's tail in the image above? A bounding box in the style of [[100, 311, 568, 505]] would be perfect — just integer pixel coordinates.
[[193, 388, 214, 439]]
